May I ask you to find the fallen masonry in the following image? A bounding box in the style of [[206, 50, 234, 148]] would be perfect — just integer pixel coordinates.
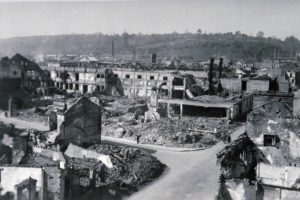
[[102, 96, 242, 148], [216, 98, 300, 200], [64, 143, 166, 199], [0, 104, 165, 200]]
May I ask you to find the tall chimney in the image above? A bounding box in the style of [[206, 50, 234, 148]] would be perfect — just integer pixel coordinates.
[[218, 57, 223, 94], [112, 40, 115, 58], [209, 57, 214, 95], [152, 53, 157, 64], [218, 57, 223, 79]]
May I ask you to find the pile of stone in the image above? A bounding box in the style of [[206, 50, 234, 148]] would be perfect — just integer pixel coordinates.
[[65, 143, 165, 192], [102, 116, 240, 148]]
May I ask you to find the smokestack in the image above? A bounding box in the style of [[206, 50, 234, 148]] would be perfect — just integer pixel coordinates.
[[152, 53, 157, 64], [218, 57, 223, 79], [209, 57, 214, 95], [112, 40, 115, 58], [218, 57, 223, 94]]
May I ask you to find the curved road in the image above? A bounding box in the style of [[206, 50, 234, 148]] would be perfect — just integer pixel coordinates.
[[0, 111, 245, 200], [127, 126, 245, 200]]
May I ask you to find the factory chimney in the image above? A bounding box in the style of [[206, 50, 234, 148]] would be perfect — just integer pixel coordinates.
[[152, 53, 157, 64], [209, 57, 214, 95], [112, 40, 115, 58], [218, 57, 224, 94]]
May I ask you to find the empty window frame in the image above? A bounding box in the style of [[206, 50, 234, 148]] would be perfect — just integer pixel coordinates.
[[264, 135, 276, 146]]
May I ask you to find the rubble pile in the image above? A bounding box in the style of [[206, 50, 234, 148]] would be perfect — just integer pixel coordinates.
[[103, 97, 148, 119], [17, 108, 48, 124], [20, 153, 59, 167], [103, 115, 240, 148], [66, 144, 165, 192]]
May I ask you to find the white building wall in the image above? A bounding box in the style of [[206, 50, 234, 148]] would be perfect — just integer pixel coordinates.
[[0, 167, 44, 199]]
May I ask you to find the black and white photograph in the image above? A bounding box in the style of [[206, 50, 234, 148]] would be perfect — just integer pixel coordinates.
[[0, 0, 300, 199]]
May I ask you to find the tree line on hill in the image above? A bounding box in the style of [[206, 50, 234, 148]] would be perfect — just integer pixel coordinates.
[[0, 31, 300, 63]]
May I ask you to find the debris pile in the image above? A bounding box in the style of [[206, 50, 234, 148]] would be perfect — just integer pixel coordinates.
[[17, 108, 49, 124], [103, 114, 240, 148], [66, 143, 165, 192], [103, 97, 147, 119]]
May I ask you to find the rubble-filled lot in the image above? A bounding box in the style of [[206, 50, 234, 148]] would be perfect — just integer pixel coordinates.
[[66, 144, 165, 193], [17, 107, 49, 124], [11, 96, 53, 124], [102, 97, 241, 149]]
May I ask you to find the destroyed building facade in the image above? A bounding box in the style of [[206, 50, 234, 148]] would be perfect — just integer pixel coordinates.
[[0, 53, 54, 95], [217, 97, 300, 199], [54, 97, 102, 146], [0, 166, 46, 200]]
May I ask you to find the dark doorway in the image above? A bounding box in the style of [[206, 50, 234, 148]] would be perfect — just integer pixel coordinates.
[[83, 85, 88, 93], [242, 80, 247, 91]]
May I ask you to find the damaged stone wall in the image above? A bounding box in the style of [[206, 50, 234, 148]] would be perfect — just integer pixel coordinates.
[[44, 166, 65, 200], [0, 167, 45, 200], [246, 80, 270, 93], [247, 108, 300, 166], [57, 97, 101, 146], [252, 92, 294, 110], [220, 78, 242, 94]]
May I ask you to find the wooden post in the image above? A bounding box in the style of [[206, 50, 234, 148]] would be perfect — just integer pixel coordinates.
[[180, 103, 183, 118]]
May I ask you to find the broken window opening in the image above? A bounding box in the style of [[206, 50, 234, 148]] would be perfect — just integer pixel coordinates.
[[264, 135, 276, 146]]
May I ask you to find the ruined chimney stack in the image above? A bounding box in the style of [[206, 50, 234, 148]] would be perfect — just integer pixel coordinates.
[[112, 40, 115, 58], [209, 57, 214, 95], [152, 53, 157, 64], [218, 57, 224, 94], [218, 57, 223, 79]]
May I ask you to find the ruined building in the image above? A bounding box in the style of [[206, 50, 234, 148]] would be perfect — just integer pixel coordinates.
[[217, 99, 300, 199], [52, 97, 102, 146], [0, 166, 46, 200], [0, 53, 54, 95], [44, 57, 253, 120]]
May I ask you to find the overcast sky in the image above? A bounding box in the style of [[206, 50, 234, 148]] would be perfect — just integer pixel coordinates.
[[0, 0, 299, 39]]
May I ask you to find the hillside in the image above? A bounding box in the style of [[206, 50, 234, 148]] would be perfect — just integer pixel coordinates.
[[0, 32, 300, 62]]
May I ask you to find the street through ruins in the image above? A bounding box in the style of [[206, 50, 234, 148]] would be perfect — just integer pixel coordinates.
[[0, 109, 245, 200]]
